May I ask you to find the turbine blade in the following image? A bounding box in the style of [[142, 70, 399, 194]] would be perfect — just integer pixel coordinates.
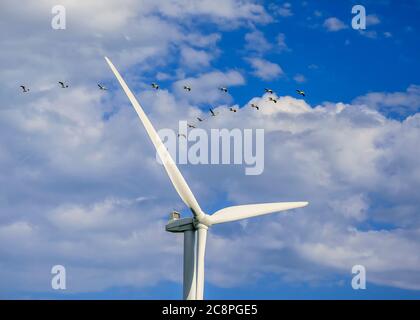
[[195, 226, 207, 300], [105, 57, 203, 218], [208, 202, 308, 225]]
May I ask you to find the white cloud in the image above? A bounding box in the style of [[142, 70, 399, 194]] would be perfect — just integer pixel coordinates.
[[323, 17, 348, 32], [359, 30, 378, 39], [184, 33, 221, 48], [314, 10, 322, 17], [276, 33, 290, 52], [353, 84, 420, 117], [366, 14, 381, 26], [293, 74, 307, 83], [244, 31, 289, 55], [49, 198, 138, 231], [151, 0, 272, 25], [269, 2, 293, 17], [246, 58, 285, 80], [244, 30, 272, 54], [172, 70, 245, 105], [155, 72, 172, 81], [180, 46, 215, 70]]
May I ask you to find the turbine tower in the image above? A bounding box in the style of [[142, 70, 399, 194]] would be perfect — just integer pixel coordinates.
[[105, 57, 308, 300]]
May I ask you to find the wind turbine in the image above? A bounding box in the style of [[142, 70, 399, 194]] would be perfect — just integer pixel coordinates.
[[104, 57, 309, 300]]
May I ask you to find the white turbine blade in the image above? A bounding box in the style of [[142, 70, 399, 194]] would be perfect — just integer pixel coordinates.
[[105, 57, 203, 218], [208, 202, 308, 225], [195, 226, 208, 300]]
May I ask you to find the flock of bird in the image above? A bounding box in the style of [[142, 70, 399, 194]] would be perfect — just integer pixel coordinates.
[[19, 82, 107, 93], [19, 80, 306, 139], [149, 83, 306, 137]]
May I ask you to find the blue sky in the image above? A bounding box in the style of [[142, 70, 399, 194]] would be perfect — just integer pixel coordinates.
[[0, 0, 420, 299], [138, 0, 420, 114]]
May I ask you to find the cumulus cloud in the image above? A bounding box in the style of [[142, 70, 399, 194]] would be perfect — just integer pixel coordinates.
[[172, 70, 245, 105], [314, 10, 323, 17], [353, 84, 420, 118], [323, 17, 348, 32], [359, 30, 378, 39], [366, 14, 381, 26], [150, 0, 272, 25], [244, 30, 272, 54], [180, 46, 215, 70], [244, 30, 289, 55], [269, 2, 293, 18], [293, 74, 306, 83], [246, 57, 285, 80], [276, 33, 290, 52]]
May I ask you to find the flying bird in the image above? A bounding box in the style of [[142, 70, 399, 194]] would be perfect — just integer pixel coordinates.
[[98, 84, 107, 90], [250, 103, 259, 110], [20, 85, 29, 93], [269, 97, 278, 103], [58, 81, 69, 88], [183, 85, 191, 92], [264, 88, 274, 94], [187, 124, 196, 129], [219, 87, 228, 93], [151, 82, 159, 90], [229, 107, 237, 113], [296, 89, 305, 97], [209, 108, 218, 117]]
